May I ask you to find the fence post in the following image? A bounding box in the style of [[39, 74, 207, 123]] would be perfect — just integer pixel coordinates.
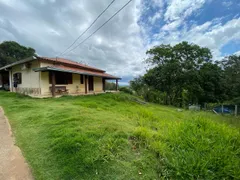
[[222, 105, 224, 114], [235, 105, 238, 117]]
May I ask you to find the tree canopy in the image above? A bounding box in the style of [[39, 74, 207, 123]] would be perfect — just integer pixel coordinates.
[[130, 41, 240, 107], [0, 41, 36, 67]]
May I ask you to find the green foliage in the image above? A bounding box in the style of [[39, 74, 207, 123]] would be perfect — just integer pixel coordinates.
[[134, 117, 240, 179], [0, 41, 36, 67], [0, 91, 239, 179], [232, 97, 240, 105], [144, 41, 213, 106], [131, 41, 240, 107], [105, 81, 116, 90], [129, 76, 146, 96], [119, 86, 133, 94], [199, 62, 227, 103], [221, 55, 240, 99]]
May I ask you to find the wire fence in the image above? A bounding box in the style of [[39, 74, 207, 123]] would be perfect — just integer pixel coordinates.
[[206, 104, 239, 116], [188, 103, 239, 116]]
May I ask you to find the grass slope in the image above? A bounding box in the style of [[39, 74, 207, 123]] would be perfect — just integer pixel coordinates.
[[0, 91, 239, 180]]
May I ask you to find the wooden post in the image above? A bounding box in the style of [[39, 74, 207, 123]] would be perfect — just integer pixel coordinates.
[[0, 73, 2, 88], [221, 105, 224, 114], [10, 70, 13, 92], [51, 71, 56, 97], [102, 78, 105, 92], [85, 75, 88, 94], [116, 79, 118, 91], [235, 105, 238, 117]]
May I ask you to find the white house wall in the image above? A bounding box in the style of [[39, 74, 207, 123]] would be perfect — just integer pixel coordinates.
[[10, 60, 41, 95], [7, 60, 106, 97]]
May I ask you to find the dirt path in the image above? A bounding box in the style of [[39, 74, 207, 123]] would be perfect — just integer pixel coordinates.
[[0, 107, 33, 180]]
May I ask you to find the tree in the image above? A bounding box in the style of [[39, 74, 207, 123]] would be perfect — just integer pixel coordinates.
[[130, 42, 239, 107], [221, 55, 240, 99], [199, 62, 226, 103], [0, 41, 36, 67], [105, 81, 116, 90], [144, 41, 212, 106], [129, 76, 146, 96]]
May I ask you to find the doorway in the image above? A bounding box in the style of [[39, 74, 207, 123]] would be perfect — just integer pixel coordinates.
[[88, 76, 94, 91], [0, 71, 10, 91]]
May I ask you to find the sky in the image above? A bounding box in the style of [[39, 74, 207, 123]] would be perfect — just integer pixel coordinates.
[[0, 0, 240, 85]]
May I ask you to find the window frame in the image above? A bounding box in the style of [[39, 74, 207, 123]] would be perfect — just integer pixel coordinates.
[[13, 72, 22, 84], [49, 71, 73, 85]]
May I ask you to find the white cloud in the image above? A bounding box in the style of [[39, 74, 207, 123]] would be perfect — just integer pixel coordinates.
[[161, 19, 182, 31], [148, 12, 161, 24], [235, 51, 240, 56], [151, 17, 240, 60], [0, 0, 239, 82], [152, 0, 164, 8], [222, 1, 233, 7], [0, 0, 146, 80], [164, 0, 206, 21]]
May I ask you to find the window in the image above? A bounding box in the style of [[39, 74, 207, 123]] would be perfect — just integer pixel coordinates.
[[80, 74, 84, 84], [49, 71, 72, 84], [13, 73, 22, 84]]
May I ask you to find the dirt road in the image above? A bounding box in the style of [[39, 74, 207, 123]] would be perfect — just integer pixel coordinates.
[[0, 107, 33, 180]]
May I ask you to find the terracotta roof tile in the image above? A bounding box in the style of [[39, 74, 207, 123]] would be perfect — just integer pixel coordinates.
[[38, 57, 105, 72], [48, 65, 120, 79]]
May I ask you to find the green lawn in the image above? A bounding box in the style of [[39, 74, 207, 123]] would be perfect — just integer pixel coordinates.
[[0, 91, 239, 180]]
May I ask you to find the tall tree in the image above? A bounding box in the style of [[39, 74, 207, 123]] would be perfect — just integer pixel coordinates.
[[199, 62, 226, 103], [0, 41, 36, 67], [221, 55, 240, 99], [130, 42, 239, 107], [144, 41, 212, 106]]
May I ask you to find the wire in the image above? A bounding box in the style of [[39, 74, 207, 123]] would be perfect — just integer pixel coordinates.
[[62, 0, 133, 56], [57, 0, 116, 57]]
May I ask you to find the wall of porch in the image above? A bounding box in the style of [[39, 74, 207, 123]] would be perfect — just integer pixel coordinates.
[[40, 71, 104, 96]]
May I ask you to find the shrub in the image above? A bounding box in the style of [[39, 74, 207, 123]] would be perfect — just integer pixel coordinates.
[[119, 87, 133, 94]]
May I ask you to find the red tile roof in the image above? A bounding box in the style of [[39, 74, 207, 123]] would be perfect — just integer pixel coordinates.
[[38, 57, 105, 72], [35, 65, 120, 79], [1, 56, 120, 79]]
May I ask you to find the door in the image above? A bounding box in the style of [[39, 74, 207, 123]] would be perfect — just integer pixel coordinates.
[[88, 76, 94, 91]]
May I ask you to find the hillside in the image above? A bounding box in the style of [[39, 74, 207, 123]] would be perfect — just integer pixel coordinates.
[[0, 91, 239, 179]]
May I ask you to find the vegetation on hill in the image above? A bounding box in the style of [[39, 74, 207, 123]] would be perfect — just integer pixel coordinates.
[[130, 42, 240, 107], [0, 41, 36, 67], [0, 91, 239, 179]]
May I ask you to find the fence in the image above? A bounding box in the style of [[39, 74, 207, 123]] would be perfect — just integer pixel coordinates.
[[205, 104, 239, 116]]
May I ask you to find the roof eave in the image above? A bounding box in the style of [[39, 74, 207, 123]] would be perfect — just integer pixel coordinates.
[[0, 56, 37, 71], [33, 67, 121, 80]]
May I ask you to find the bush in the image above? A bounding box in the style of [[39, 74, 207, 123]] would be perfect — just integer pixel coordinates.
[[119, 87, 133, 94]]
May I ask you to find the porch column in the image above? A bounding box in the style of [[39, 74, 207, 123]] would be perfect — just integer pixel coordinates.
[[0, 73, 2, 87], [9, 70, 13, 92], [51, 71, 56, 97], [85, 75, 88, 94], [102, 78, 106, 92], [116, 79, 118, 91]]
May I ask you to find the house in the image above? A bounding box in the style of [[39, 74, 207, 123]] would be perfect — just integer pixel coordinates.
[[0, 56, 121, 97]]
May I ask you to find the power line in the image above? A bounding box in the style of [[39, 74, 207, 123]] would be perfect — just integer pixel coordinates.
[[62, 0, 133, 56], [57, 0, 116, 57]]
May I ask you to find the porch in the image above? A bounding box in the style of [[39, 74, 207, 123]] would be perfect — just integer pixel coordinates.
[[34, 67, 120, 97], [0, 70, 10, 91]]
